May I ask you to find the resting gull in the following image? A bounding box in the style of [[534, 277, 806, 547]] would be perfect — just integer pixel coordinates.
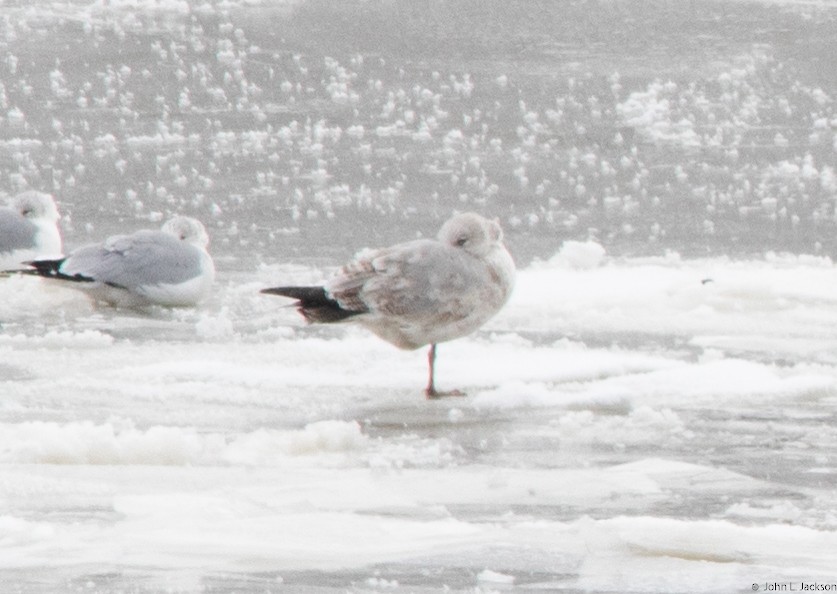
[[25, 216, 215, 307], [0, 191, 63, 271], [262, 212, 515, 398]]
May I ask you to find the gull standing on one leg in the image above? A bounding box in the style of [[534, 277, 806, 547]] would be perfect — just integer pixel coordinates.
[[262, 212, 515, 398]]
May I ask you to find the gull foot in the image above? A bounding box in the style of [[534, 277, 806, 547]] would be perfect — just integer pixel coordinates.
[[425, 388, 466, 400]]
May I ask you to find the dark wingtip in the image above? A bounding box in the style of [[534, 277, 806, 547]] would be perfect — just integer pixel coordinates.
[[260, 287, 287, 296], [260, 285, 361, 323], [260, 286, 329, 301], [22, 258, 65, 277], [21, 259, 94, 283]]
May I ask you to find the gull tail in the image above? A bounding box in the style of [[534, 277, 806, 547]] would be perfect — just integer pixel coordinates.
[[21, 259, 94, 283], [260, 285, 360, 323]]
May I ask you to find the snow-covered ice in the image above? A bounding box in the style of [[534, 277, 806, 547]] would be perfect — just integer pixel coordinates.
[[2, 1, 837, 592], [3, 249, 837, 592]]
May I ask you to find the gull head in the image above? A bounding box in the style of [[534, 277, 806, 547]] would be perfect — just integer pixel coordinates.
[[437, 212, 504, 257], [12, 191, 60, 222], [162, 216, 210, 249]]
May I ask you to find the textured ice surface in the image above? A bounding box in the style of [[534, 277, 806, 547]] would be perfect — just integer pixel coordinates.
[[3, 1, 837, 592]]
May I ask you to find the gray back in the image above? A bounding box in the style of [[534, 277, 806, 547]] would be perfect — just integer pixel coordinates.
[[63, 230, 204, 287]]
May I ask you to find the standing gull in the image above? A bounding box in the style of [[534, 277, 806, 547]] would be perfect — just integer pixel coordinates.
[[0, 191, 63, 271], [26, 216, 215, 308], [262, 212, 515, 398]]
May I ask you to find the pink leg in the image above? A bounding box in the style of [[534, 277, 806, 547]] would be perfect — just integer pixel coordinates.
[[425, 344, 438, 398], [424, 343, 465, 399]]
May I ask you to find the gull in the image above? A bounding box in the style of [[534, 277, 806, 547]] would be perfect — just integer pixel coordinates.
[[25, 216, 215, 308], [0, 191, 63, 271], [262, 212, 515, 398]]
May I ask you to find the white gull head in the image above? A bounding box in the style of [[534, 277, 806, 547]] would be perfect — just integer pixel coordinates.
[[3, 191, 63, 263], [437, 211, 504, 258], [161, 216, 210, 249], [13, 191, 60, 223]]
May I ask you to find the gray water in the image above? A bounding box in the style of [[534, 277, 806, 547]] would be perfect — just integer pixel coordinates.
[[3, 0, 837, 264]]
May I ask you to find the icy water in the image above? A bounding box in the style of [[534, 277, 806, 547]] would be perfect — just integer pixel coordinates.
[[3, 0, 837, 592]]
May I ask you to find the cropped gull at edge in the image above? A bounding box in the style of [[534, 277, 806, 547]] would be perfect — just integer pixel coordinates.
[[0, 191, 63, 271]]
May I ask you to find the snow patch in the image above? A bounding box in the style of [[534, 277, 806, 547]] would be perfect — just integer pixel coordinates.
[[0, 329, 113, 349], [0, 421, 219, 465], [0, 420, 367, 467], [477, 569, 515, 584], [224, 420, 367, 465], [545, 240, 607, 270]]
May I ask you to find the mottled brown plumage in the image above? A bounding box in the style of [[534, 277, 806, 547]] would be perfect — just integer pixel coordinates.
[[262, 212, 515, 398]]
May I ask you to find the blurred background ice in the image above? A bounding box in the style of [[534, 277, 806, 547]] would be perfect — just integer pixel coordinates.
[[3, 0, 837, 265]]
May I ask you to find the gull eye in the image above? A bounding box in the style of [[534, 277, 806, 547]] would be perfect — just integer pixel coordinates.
[[455, 235, 468, 247]]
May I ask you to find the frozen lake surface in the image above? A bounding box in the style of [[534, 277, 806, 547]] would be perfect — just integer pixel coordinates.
[[2, 0, 837, 592]]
